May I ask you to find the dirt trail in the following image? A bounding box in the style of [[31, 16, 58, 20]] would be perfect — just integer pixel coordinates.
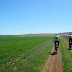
[[0, 56, 20, 69], [42, 46, 64, 72], [61, 37, 69, 48], [61, 37, 72, 52]]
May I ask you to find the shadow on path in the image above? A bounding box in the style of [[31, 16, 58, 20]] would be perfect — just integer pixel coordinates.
[[49, 52, 57, 55], [67, 48, 72, 50]]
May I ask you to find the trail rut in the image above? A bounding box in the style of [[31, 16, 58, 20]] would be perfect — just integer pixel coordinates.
[[61, 37, 72, 52], [61, 37, 69, 48], [42, 46, 64, 72]]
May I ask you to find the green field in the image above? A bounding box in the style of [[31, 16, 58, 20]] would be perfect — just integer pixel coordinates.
[[0, 36, 54, 72], [1, 36, 72, 72], [60, 38, 72, 72]]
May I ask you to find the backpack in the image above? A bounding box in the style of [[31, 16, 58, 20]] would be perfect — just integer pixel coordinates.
[[55, 36, 59, 39], [69, 35, 72, 39]]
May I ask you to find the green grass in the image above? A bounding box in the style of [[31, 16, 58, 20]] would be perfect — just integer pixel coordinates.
[[0, 36, 54, 72], [60, 39, 72, 72], [62, 37, 69, 42]]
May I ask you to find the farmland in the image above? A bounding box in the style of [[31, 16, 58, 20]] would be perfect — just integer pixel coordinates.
[[0, 36, 72, 72], [0, 36, 53, 72], [60, 39, 72, 72]]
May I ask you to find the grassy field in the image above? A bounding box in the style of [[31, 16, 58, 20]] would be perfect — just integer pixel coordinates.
[[0, 36, 54, 72], [60, 38, 72, 72], [62, 36, 69, 42], [1, 36, 72, 72]]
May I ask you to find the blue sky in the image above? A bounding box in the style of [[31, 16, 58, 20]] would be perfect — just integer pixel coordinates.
[[0, 0, 72, 35]]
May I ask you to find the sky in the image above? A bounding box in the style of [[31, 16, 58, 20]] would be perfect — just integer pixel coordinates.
[[0, 0, 72, 35]]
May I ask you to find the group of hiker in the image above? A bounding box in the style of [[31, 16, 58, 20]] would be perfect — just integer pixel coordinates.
[[54, 34, 72, 53]]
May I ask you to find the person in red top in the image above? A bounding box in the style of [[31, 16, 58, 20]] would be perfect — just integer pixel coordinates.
[[69, 34, 72, 48]]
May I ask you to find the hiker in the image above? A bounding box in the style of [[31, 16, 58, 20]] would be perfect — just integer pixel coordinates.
[[69, 34, 72, 48], [54, 34, 60, 53]]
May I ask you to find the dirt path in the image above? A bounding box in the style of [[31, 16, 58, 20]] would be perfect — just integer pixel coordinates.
[[42, 46, 64, 72], [61, 37, 72, 52], [0, 56, 20, 69], [61, 37, 69, 48]]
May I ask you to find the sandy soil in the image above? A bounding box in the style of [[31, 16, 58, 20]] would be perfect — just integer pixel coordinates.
[[42, 46, 64, 72]]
